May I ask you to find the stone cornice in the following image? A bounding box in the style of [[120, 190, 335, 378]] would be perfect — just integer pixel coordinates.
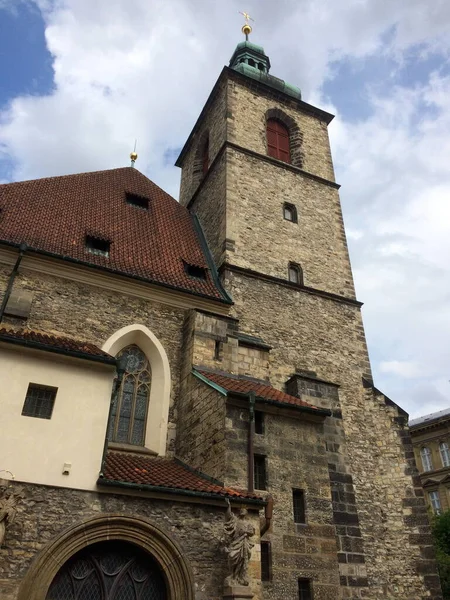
[[220, 262, 362, 308], [0, 246, 232, 316]]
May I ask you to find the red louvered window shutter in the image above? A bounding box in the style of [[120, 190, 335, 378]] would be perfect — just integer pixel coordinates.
[[202, 137, 209, 175], [267, 119, 290, 163]]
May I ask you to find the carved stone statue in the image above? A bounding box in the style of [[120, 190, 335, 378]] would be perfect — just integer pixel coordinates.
[[223, 498, 255, 587], [0, 485, 21, 547]]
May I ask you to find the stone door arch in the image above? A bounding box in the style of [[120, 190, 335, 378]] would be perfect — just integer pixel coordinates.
[[17, 514, 195, 600]]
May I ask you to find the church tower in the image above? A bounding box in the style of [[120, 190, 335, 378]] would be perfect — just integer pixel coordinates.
[[176, 28, 442, 600]]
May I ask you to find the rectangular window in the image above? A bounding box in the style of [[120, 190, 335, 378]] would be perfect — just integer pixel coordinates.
[[298, 578, 312, 600], [214, 340, 222, 361], [260, 541, 272, 582], [85, 235, 110, 257], [22, 383, 57, 419], [125, 192, 149, 210], [254, 410, 264, 435], [293, 489, 306, 524], [429, 491, 442, 515], [254, 455, 267, 490]]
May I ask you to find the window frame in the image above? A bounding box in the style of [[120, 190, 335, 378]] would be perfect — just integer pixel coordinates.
[[429, 490, 442, 514], [260, 540, 272, 582], [22, 383, 58, 420], [85, 235, 110, 257], [298, 578, 313, 600], [254, 454, 267, 491], [283, 202, 298, 223], [266, 118, 291, 164], [421, 446, 433, 472], [293, 489, 306, 524], [254, 410, 264, 435], [288, 262, 303, 285], [440, 442, 450, 468]]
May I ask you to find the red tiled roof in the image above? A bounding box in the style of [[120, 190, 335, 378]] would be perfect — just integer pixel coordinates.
[[195, 368, 319, 410], [0, 327, 114, 362], [101, 452, 261, 500], [0, 168, 228, 302]]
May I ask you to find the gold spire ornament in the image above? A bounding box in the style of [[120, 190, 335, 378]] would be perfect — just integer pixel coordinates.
[[130, 140, 138, 167], [239, 11, 254, 40]]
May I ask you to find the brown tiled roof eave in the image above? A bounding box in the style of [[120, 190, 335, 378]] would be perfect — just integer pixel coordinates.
[[0, 239, 232, 306], [193, 367, 331, 417], [99, 452, 263, 504], [0, 327, 115, 365], [0, 167, 231, 304]]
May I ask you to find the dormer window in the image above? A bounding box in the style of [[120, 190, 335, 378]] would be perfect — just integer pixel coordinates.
[[185, 263, 207, 280], [283, 203, 298, 223], [85, 236, 110, 257], [126, 192, 149, 210], [288, 263, 303, 285]]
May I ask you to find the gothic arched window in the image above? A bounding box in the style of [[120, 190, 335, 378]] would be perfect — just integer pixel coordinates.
[[46, 541, 166, 599], [288, 262, 303, 285], [267, 118, 290, 163], [440, 442, 450, 467], [108, 345, 151, 446], [421, 446, 433, 472]]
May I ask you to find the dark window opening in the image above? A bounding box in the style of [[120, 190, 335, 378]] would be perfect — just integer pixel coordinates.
[[258, 62, 264, 71], [22, 383, 57, 419], [214, 340, 222, 360], [283, 202, 298, 223], [254, 410, 264, 434], [202, 137, 209, 175], [298, 578, 312, 600], [267, 118, 291, 163], [261, 541, 272, 582], [86, 236, 110, 257], [293, 489, 306, 524], [248, 59, 256, 67], [254, 454, 267, 490], [288, 263, 303, 285], [185, 264, 208, 280], [126, 192, 149, 210]]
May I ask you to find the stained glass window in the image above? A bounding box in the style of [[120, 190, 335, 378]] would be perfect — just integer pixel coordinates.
[[108, 345, 151, 446]]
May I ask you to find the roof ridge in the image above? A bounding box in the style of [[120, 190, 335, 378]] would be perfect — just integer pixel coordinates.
[[0, 166, 135, 187]]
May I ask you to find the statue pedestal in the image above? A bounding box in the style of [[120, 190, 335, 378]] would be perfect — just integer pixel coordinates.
[[223, 585, 254, 600]]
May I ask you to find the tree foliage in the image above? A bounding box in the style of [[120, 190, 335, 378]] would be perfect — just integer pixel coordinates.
[[431, 511, 450, 598]]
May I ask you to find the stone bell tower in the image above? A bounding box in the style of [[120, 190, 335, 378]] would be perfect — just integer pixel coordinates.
[[176, 27, 442, 600]]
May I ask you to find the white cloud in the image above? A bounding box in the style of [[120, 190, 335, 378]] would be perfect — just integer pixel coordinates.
[[380, 361, 421, 379], [1, 0, 450, 417]]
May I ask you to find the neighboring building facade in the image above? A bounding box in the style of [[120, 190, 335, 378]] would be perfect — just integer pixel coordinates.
[[410, 409, 450, 515], [0, 36, 443, 600]]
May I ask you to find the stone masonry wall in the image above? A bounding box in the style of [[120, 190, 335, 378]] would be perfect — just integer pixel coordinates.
[[223, 269, 441, 599], [226, 76, 336, 183], [0, 482, 262, 600], [224, 146, 356, 298], [0, 266, 186, 455], [225, 403, 342, 599]]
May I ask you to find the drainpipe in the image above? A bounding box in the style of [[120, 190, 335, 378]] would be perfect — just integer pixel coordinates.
[[260, 495, 274, 536], [0, 243, 27, 323], [248, 391, 256, 494], [99, 354, 128, 478]]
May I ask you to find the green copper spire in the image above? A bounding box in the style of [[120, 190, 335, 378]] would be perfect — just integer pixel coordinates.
[[229, 33, 301, 101]]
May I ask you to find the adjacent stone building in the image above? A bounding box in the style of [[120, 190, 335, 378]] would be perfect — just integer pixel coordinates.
[[0, 33, 443, 600], [410, 409, 450, 515]]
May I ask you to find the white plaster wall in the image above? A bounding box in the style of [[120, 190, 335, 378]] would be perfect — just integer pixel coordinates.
[[0, 344, 115, 491]]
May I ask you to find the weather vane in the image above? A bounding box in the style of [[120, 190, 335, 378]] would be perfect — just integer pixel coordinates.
[[239, 11, 254, 41]]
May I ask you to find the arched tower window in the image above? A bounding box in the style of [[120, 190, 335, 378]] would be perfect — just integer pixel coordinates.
[[288, 263, 303, 285], [108, 345, 151, 446], [283, 202, 298, 223], [267, 118, 290, 163], [202, 136, 209, 175], [440, 442, 450, 467], [421, 446, 433, 472]]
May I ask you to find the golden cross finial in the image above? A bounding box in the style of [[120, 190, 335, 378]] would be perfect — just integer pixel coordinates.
[[239, 11, 254, 40]]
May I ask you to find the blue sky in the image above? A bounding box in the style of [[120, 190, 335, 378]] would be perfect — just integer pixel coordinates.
[[1, 0, 450, 418]]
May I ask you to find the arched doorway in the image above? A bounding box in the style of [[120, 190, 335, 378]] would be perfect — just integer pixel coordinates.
[[46, 541, 167, 599]]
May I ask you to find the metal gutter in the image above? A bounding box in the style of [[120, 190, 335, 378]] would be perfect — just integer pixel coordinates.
[[97, 477, 266, 505], [192, 369, 228, 395]]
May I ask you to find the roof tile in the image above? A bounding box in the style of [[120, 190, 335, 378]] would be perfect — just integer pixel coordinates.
[[196, 368, 319, 410], [102, 452, 260, 500], [0, 168, 226, 302]]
